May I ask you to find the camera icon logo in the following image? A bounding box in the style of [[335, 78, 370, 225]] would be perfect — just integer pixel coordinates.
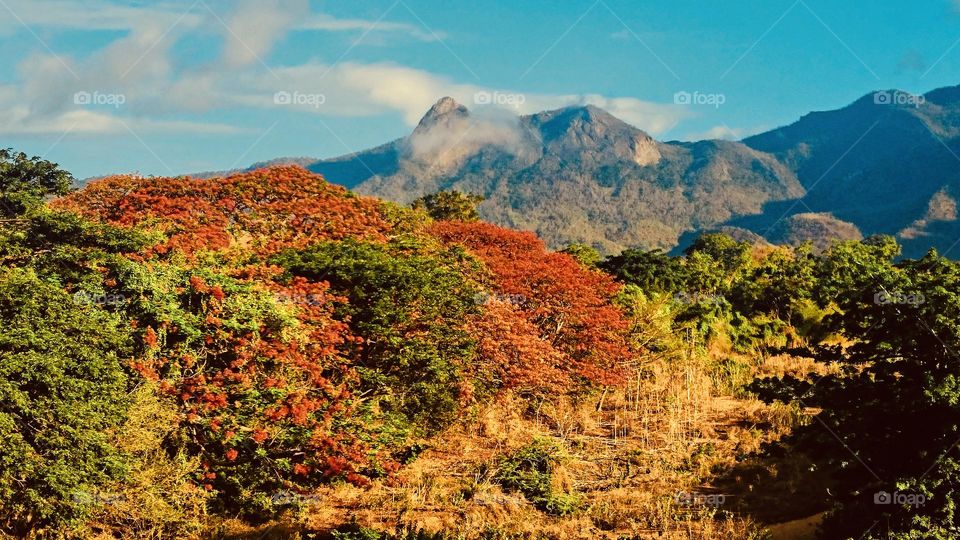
[[73, 91, 92, 105], [473, 91, 492, 105], [674, 91, 692, 105], [874, 91, 892, 105], [874, 491, 892, 504], [273, 91, 292, 105]]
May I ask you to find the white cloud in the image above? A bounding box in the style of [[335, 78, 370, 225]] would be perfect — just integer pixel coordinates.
[[685, 125, 745, 141], [0, 0, 439, 42], [681, 124, 769, 142], [299, 14, 444, 41], [0, 105, 241, 135], [220, 0, 309, 68], [225, 61, 685, 134], [0, 0, 688, 139], [0, 0, 204, 31]]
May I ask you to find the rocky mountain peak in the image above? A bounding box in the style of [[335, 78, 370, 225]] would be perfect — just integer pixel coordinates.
[[528, 104, 658, 166], [415, 97, 470, 133]]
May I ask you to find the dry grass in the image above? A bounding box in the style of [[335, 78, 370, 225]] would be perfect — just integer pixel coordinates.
[[282, 347, 806, 540], [756, 353, 840, 381], [93, 340, 821, 539]]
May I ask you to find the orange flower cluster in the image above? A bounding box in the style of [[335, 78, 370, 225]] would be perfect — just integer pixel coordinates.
[[429, 221, 634, 388], [53, 166, 392, 256]]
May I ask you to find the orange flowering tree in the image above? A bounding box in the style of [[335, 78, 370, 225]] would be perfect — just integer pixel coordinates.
[[53, 166, 392, 256], [428, 221, 635, 389]]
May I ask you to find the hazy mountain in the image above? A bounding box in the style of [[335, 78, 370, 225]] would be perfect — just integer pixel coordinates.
[[296, 98, 803, 254], [737, 86, 960, 257], [225, 84, 960, 257]]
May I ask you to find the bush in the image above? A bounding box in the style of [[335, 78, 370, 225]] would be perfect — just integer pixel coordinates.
[[84, 384, 210, 539], [272, 238, 481, 432], [0, 268, 133, 534], [494, 440, 581, 516]]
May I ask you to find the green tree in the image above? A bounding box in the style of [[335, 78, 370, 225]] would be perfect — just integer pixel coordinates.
[[684, 233, 752, 276], [272, 238, 480, 431], [411, 190, 484, 222], [730, 244, 816, 321], [560, 243, 602, 268], [753, 242, 960, 538], [0, 149, 73, 218], [601, 248, 689, 294], [0, 269, 132, 535]]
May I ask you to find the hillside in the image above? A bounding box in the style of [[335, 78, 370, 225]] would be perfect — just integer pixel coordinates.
[[739, 85, 960, 257], [5, 160, 794, 539], [246, 99, 802, 255], [5, 149, 960, 539], [765, 212, 863, 252], [230, 85, 960, 258]]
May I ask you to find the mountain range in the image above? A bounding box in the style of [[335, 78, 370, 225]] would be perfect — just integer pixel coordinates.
[[228, 85, 960, 258]]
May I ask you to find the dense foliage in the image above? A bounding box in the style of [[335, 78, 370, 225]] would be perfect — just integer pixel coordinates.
[[1, 161, 636, 536], [752, 241, 960, 538], [271, 238, 482, 431], [0, 148, 73, 217], [603, 233, 960, 538], [6, 150, 959, 539], [0, 269, 132, 534], [430, 221, 634, 387]]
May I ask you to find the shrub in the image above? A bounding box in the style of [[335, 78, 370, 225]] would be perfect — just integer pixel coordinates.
[[84, 384, 210, 539], [272, 238, 481, 432], [0, 268, 132, 535], [494, 440, 581, 516]]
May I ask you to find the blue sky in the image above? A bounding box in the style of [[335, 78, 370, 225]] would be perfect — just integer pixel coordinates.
[[2, 0, 960, 179]]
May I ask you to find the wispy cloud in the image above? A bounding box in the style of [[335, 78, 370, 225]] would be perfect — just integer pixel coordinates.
[[0, 105, 242, 135], [300, 13, 445, 41], [0, 0, 685, 138], [0, 0, 441, 41], [218, 0, 309, 68], [681, 124, 770, 142], [0, 0, 205, 32]]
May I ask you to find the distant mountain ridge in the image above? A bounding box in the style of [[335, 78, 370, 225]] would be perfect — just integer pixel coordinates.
[[736, 87, 960, 257], [221, 84, 960, 257]]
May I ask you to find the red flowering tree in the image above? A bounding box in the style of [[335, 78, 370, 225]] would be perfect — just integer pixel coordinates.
[[53, 166, 392, 256], [429, 221, 634, 388], [468, 297, 571, 394], [118, 262, 384, 515], [50, 165, 635, 519]]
